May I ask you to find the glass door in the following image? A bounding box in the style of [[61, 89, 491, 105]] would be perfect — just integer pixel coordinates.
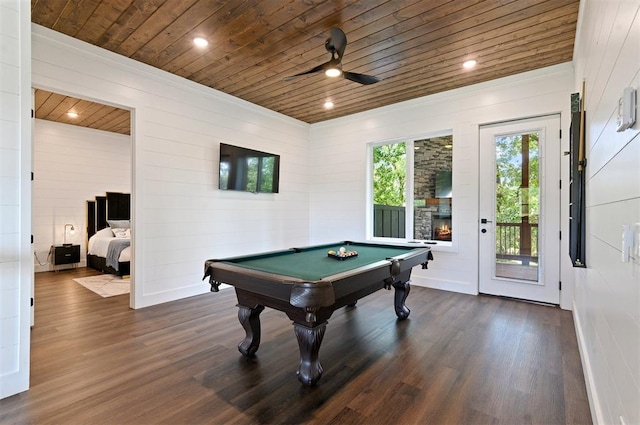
[[479, 116, 560, 304]]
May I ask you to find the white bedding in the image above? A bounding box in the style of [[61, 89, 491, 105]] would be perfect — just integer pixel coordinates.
[[88, 228, 131, 262]]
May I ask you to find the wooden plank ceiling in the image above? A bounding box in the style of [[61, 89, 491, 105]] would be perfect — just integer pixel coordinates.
[[34, 89, 131, 135], [32, 0, 580, 125]]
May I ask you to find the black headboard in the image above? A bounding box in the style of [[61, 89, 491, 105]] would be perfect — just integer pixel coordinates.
[[87, 192, 131, 239]]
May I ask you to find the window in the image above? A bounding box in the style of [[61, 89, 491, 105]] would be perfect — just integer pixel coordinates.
[[370, 134, 453, 243]]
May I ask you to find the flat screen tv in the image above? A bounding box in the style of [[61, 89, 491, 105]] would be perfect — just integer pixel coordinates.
[[219, 143, 280, 193], [435, 170, 452, 198]]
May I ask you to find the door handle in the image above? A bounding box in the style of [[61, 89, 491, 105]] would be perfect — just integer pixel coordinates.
[[480, 218, 493, 224]]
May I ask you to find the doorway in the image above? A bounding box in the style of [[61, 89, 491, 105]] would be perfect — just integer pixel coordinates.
[[31, 88, 135, 312], [478, 115, 560, 304]]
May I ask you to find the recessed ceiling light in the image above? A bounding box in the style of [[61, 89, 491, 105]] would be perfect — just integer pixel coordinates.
[[444, 144, 453, 148], [324, 101, 334, 109], [325, 67, 341, 78], [462, 59, 477, 69], [193, 37, 208, 48], [66, 111, 79, 118]]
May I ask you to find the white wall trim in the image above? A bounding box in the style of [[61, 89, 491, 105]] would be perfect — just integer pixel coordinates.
[[572, 300, 604, 425]]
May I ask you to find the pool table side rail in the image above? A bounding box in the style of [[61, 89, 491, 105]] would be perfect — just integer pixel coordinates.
[[203, 246, 430, 306], [204, 257, 394, 296], [204, 245, 429, 289]]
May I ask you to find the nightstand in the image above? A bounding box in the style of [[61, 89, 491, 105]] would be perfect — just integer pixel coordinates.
[[52, 244, 80, 271]]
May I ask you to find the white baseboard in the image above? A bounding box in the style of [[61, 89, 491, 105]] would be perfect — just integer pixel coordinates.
[[572, 300, 603, 425]]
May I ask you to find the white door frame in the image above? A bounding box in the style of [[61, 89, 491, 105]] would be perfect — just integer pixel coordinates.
[[478, 115, 561, 304]]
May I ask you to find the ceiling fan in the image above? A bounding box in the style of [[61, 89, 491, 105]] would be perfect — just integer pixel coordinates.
[[284, 28, 381, 85]]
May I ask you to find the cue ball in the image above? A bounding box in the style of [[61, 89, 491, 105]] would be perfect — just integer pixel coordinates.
[[339, 247, 346, 254]]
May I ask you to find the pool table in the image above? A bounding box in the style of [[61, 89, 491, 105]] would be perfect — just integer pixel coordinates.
[[203, 241, 432, 386]]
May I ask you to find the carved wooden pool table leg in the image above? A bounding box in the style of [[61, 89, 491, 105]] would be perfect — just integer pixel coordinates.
[[237, 304, 265, 357], [293, 322, 326, 386], [392, 280, 411, 320]]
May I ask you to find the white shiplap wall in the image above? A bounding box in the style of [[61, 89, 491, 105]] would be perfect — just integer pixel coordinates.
[[309, 64, 574, 305], [0, 0, 31, 398], [31, 24, 311, 308], [572, 1, 640, 424], [32, 119, 131, 272]]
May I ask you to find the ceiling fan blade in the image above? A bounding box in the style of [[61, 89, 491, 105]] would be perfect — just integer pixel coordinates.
[[283, 62, 329, 81], [343, 71, 381, 85], [327, 28, 347, 59]]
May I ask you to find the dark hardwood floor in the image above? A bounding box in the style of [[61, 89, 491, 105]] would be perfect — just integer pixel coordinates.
[[0, 268, 592, 424]]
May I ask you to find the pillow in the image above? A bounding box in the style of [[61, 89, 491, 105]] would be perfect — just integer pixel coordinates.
[[112, 228, 130, 238], [95, 227, 115, 238], [107, 219, 130, 229]]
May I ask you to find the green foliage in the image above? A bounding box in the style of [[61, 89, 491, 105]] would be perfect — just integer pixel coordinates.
[[495, 133, 539, 224], [246, 157, 258, 192], [244, 156, 275, 192], [373, 143, 406, 206], [260, 157, 275, 192]]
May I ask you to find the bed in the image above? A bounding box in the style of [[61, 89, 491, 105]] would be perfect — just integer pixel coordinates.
[[86, 192, 131, 276]]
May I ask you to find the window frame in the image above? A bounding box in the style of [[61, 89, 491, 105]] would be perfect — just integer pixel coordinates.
[[367, 131, 456, 250]]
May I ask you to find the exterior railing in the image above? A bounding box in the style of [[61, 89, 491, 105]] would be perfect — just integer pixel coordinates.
[[496, 222, 538, 264], [373, 205, 406, 238]]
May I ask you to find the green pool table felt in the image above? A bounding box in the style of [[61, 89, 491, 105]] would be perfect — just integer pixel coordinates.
[[222, 243, 416, 281]]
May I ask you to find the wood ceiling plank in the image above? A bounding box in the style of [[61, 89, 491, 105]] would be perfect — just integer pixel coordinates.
[[87, 108, 128, 131], [131, 1, 252, 67], [115, 0, 200, 57], [47, 97, 83, 122], [110, 111, 132, 134], [187, 0, 416, 87], [34, 89, 53, 111], [35, 92, 67, 119], [239, 1, 578, 106], [72, 100, 119, 127], [278, 41, 574, 120], [75, 0, 137, 45], [78, 104, 114, 127], [98, 0, 167, 51], [34, 90, 131, 135], [164, 1, 297, 76], [340, 10, 577, 89], [129, 1, 231, 64], [218, 0, 519, 94], [98, 110, 131, 135], [171, 0, 327, 79], [260, 13, 578, 112], [202, 0, 430, 92], [286, 49, 574, 123], [231, 0, 575, 100], [31, 0, 72, 28], [31, 0, 581, 123], [329, 52, 574, 122], [50, 0, 101, 37], [272, 32, 576, 119]]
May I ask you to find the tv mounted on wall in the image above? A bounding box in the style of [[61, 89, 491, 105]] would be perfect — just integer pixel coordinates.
[[219, 143, 280, 193]]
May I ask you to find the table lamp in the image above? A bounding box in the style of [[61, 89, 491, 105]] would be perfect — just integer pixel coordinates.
[[63, 224, 75, 246]]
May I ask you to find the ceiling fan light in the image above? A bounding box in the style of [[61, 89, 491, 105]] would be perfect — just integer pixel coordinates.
[[325, 67, 342, 77]]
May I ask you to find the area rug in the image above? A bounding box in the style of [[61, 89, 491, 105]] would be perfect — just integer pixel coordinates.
[[73, 275, 130, 297]]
